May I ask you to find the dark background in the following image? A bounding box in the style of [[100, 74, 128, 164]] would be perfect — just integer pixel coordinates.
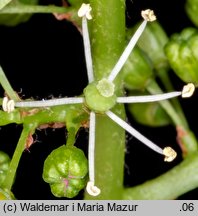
[[0, 0, 197, 199]]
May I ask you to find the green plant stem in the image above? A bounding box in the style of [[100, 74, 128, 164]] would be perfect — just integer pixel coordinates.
[[0, 3, 81, 26], [0, 104, 88, 126], [84, 0, 126, 199], [66, 127, 79, 147], [0, 4, 72, 14], [0, 66, 20, 101], [147, 80, 198, 154], [123, 153, 198, 199], [1, 124, 36, 191], [158, 68, 188, 128]]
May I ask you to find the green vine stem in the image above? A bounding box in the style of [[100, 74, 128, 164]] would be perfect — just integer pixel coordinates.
[[0, 66, 20, 101], [147, 80, 198, 155], [1, 123, 37, 191], [84, 0, 126, 199], [123, 153, 198, 199]]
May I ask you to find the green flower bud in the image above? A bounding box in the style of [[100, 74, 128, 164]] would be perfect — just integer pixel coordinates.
[[129, 22, 169, 72], [186, 0, 198, 27], [84, 79, 117, 112], [0, 151, 10, 186], [165, 27, 198, 84], [43, 145, 88, 198], [122, 46, 154, 90], [128, 101, 171, 127]]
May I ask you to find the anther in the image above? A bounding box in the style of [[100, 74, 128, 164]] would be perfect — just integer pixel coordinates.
[[108, 10, 156, 82], [163, 147, 177, 162], [141, 9, 156, 22], [182, 83, 195, 98], [78, 3, 92, 20], [86, 181, 101, 196], [2, 97, 15, 113]]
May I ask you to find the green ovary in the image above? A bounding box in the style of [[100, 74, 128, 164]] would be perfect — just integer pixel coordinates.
[[42, 146, 88, 198], [84, 79, 117, 113]]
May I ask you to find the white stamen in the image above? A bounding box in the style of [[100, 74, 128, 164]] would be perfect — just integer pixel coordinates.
[[106, 110, 163, 155], [82, 16, 94, 83], [182, 83, 195, 98], [2, 97, 15, 113], [88, 111, 96, 183], [108, 20, 147, 82], [86, 181, 101, 196], [117, 91, 181, 103], [15, 97, 84, 107], [78, 3, 92, 20], [87, 111, 100, 196]]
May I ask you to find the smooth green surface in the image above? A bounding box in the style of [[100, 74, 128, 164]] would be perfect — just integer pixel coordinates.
[[123, 153, 198, 199], [0, 151, 10, 186], [128, 101, 171, 127], [0, 0, 12, 10], [84, 82, 116, 112], [84, 0, 126, 199], [43, 146, 88, 198], [186, 0, 198, 27], [122, 47, 154, 90]]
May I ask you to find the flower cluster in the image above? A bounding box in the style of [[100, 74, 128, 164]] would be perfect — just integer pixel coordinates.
[[2, 3, 195, 197]]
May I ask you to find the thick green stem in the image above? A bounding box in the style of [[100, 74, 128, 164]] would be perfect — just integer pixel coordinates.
[[84, 0, 126, 199], [0, 66, 20, 101], [123, 153, 198, 199], [147, 80, 198, 154], [1, 124, 36, 191]]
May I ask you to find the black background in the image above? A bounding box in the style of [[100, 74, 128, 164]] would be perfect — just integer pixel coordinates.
[[0, 0, 197, 199]]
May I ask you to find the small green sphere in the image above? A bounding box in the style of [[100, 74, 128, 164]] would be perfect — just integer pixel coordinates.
[[84, 79, 117, 112]]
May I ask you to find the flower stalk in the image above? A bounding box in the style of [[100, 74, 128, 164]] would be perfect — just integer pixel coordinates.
[[1, 124, 37, 191], [0, 66, 20, 101]]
